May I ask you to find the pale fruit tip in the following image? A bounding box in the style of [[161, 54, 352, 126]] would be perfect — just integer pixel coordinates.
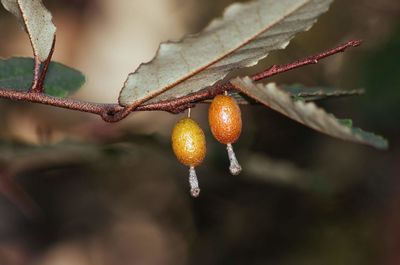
[[227, 143, 242, 175], [189, 166, 201, 198]]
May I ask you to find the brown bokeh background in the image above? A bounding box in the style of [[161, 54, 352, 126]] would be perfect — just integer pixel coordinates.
[[0, 0, 399, 264]]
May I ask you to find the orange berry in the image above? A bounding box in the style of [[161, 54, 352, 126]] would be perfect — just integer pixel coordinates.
[[208, 94, 242, 145], [209, 94, 242, 175], [171, 118, 206, 168]]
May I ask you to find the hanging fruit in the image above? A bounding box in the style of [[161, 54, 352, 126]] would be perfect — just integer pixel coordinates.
[[171, 116, 206, 197], [208, 93, 242, 175]]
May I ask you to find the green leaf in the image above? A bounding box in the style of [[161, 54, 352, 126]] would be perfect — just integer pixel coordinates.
[[292, 95, 305, 102], [0, 57, 85, 97], [338, 119, 353, 128]]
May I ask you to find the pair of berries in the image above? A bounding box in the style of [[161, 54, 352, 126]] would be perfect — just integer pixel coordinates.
[[171, 93, 242, 197]]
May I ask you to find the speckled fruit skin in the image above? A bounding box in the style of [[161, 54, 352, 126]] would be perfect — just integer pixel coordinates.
[[171, 118, 206, 167], [209, 95, 242, 144]]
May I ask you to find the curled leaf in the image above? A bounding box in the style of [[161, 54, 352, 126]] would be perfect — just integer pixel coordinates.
[[231, 77, 388, 150], [119, 0, 333, 107], [281, 84, 365, 101], [1, 0, 56, 62]]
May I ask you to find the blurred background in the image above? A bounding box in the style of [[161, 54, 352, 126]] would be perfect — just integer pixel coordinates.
[[0, 0, 399, 264]]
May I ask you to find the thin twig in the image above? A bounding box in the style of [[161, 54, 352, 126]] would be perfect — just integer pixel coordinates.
[[251, 39, 362, 81], [0, 40, 362, 122]]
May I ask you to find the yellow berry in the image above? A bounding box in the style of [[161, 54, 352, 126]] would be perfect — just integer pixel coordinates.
[[208, 94, 242, 144], [171, 118, 206, 167]]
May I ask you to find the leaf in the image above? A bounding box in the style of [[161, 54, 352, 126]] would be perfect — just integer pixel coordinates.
[[1, 0, 56, 62], [281, 84, 365, 101], [231, 77, 388, 150], [119, 0, 333, 107], [227, 84, 364, 104], [0, 57, 85, 97], [338, 118, 353, 128]]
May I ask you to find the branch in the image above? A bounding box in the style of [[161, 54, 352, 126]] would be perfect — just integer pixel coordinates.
[[0, 88, 119, 114], [132, 40, 363, 118], [251, 39, 362, 81], [0, 40, 362, 122]]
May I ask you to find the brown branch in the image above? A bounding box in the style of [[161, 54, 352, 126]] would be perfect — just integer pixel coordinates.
[[251, 39, 362, 81], [0, 89, 119, 115], [130, 40, 363, 118], [0, 40, 362, 122]]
